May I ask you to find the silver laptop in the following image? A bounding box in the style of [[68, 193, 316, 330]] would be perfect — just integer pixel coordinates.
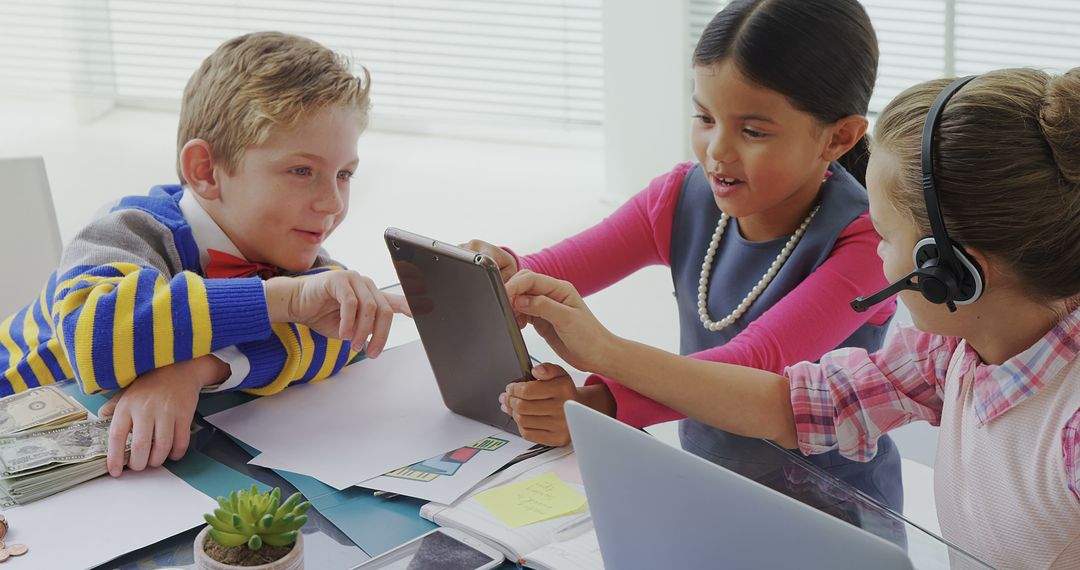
[[564, 401, 914, 570]]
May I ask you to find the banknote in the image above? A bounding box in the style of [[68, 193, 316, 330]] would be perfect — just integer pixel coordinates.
[[0, 419, 112, 476], [0, 385, 87, 436], [0, 418, 130, 508], [0, 457, 114, 506]]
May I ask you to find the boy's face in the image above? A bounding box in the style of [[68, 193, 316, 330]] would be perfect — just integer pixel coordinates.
[[209, 105, 361, 272]]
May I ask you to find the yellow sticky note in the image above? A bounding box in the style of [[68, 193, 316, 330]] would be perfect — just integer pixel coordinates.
[[474, 472, 587, 528]]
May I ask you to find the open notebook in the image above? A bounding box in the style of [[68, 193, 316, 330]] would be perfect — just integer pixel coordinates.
[[419, 448, 603, 570]]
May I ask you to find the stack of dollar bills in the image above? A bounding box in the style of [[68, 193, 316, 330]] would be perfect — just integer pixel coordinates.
[[0, 386, 127, 508]]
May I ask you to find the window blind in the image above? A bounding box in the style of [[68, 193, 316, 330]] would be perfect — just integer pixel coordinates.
[[0, 0, 603, 129], [687, 0, 1080, 114], [954, 0, 1080, 74]]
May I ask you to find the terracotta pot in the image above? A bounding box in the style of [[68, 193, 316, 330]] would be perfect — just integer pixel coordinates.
[[193, 525, 304, 570]]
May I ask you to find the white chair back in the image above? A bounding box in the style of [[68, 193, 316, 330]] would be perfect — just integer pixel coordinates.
[[0, 157, 62, 319]]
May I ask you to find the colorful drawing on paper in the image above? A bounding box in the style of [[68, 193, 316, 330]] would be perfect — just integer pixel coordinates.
[[383, 437, 509, 482]]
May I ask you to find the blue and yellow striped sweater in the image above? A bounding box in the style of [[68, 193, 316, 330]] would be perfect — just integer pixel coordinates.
[[0, 185, 354, 397]]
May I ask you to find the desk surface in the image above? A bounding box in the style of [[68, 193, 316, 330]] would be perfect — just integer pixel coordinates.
[[95, 416, 990, 570], [97, 422, 374, 570], [89, 288, 989, 570]]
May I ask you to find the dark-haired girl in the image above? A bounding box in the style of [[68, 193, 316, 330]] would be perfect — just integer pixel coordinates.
[[476, 0, 903, 510]]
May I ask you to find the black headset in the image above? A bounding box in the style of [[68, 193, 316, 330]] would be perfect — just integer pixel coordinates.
[[851, 76, 985, 314]]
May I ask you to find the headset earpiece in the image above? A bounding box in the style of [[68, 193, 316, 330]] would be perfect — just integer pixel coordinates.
[[851, 75, 985, 314], [912, 237, 984, 307]]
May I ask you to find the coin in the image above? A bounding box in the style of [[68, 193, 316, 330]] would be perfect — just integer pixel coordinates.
[[0, 549, 9, 562], [6, 544, 25, 556]]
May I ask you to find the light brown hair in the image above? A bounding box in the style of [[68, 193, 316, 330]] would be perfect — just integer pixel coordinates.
[[873, 68, 1080, 302], [176, 31, 370, 182]]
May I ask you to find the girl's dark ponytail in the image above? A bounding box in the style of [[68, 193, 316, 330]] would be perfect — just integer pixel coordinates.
[[837, 135, 871, 186]]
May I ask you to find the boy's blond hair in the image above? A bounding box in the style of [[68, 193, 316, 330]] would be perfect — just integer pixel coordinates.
[[176, 31, 370, 183]]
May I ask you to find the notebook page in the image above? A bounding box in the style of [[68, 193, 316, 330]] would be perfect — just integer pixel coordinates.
[[418, 447, 573, 521], [455, 451, 584, 523], [419, 450, 587, 561], [431, 483, 580, 559], [454, 447, 575, 504], [525, 528, 604, 570]]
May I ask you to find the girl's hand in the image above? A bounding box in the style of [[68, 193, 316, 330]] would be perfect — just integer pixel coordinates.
[[504, 270, 619, 374], [462, 240, 518, 283], [499, 363, 616, 447], [265, 270, 411, 358], [500, 363, 578, 446], [99, 355, 229, 477]]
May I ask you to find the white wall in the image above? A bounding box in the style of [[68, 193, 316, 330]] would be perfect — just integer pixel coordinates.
[[602, 0, 692, 200]]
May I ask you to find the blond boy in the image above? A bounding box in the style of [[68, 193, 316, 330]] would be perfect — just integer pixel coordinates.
[[0, 32, 405, 476]]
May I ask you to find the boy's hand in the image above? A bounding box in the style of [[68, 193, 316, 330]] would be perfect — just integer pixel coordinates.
[[265, 270, 410, 358], [462, 240, 517, 283], [99, 355, 228, 477], [498, 363, 616, 446], [504, 270, 618, 375]]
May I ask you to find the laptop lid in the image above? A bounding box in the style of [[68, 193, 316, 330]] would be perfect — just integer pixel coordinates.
[[564, 401, 914, 570]]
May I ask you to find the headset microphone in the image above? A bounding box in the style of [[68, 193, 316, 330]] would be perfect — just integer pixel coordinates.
[[850, 270, 919, 313]]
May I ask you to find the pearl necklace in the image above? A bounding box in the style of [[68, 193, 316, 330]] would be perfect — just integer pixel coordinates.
[[697, 204, 821, 332]]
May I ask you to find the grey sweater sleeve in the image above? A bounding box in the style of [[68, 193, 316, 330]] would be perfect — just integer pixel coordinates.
[[57, 209, 185, 279]]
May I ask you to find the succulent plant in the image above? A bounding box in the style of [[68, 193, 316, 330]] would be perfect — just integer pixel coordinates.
[[203, 485, 310, 550]]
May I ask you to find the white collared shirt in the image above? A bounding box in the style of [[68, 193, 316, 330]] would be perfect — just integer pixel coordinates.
[[178, 190, 252, 393]]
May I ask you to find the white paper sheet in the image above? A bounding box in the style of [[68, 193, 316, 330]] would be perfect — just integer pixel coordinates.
[[206, 341, 499, 489], [360, 432, 535, 504], [4, 467, 215, 570]]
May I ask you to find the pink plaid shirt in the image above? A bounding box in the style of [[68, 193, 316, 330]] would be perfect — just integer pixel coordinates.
[[786, 306, 1080, 502]]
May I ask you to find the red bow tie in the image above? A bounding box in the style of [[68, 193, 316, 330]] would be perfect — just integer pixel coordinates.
[[205, 249, 283, 279]]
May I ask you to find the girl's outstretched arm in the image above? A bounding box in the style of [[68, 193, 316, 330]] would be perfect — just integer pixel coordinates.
[[505, 270, 798, 447], [589, 212, 895, 429]]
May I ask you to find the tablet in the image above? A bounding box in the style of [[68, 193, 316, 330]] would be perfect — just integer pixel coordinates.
[[385, 227, 531, 436]]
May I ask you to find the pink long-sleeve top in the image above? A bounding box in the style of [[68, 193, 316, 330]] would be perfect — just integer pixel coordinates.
[[516, 162, 896, 428]]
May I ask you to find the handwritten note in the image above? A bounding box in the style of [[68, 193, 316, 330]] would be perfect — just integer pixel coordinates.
[[474, 472, 587, 528]]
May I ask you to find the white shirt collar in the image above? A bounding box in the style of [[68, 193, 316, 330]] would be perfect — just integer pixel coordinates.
[[178, 189, 246, 272]]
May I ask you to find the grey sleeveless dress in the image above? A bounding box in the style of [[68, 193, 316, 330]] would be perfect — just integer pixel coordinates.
[[669, 163, 903, 511]]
